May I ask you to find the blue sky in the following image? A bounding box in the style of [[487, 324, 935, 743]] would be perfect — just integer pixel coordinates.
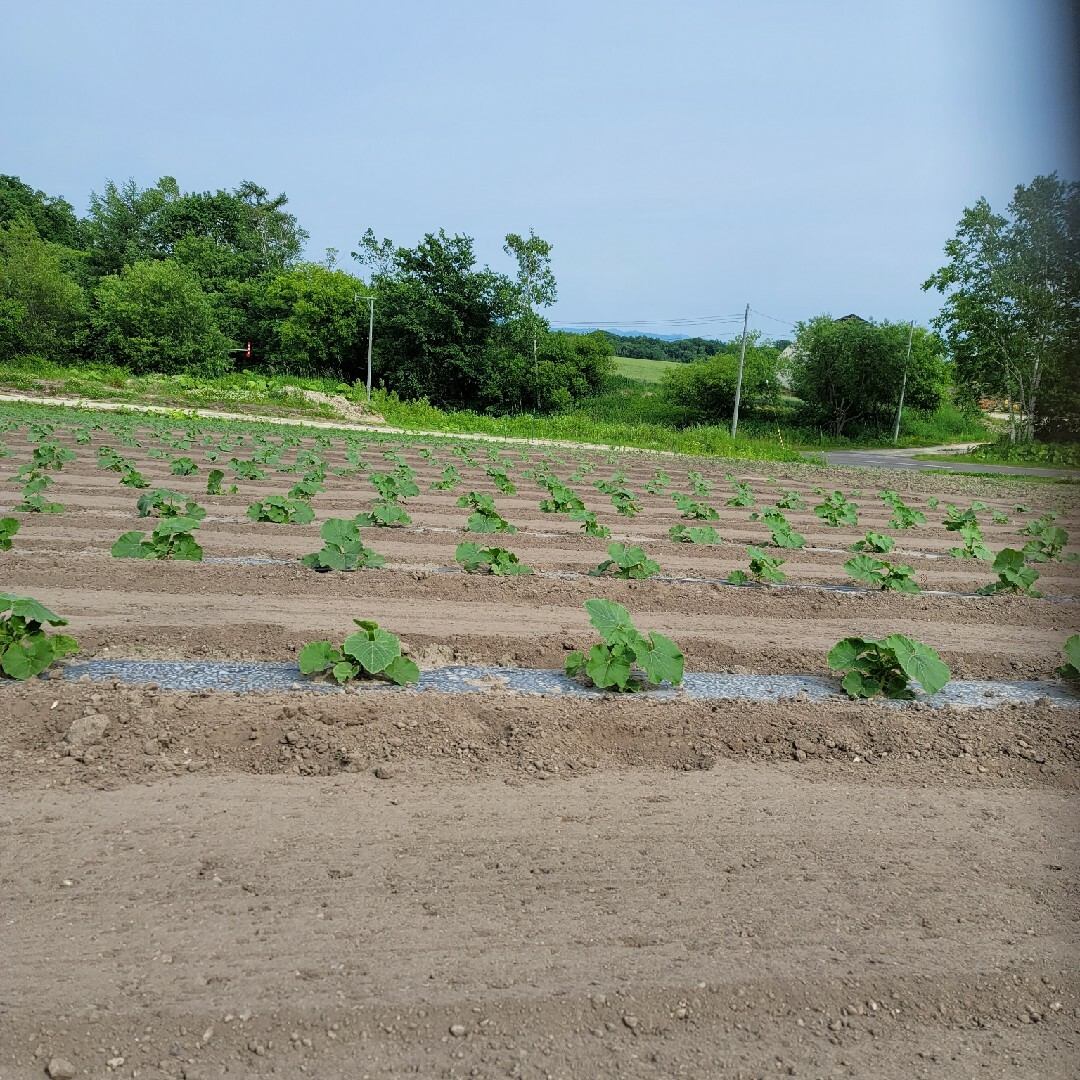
[[3, 0, 1076, 339]]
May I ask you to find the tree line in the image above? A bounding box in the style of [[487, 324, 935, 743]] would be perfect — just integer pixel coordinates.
[[0, 174, 610, 413]]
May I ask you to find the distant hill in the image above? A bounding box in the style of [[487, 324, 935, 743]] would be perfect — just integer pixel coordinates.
[[553, 327, 693, 342]]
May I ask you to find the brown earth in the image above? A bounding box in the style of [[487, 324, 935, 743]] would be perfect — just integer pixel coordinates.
[[1, 417, 1079, 1078]]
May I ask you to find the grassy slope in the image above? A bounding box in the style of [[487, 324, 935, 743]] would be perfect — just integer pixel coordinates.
[[612, 356, 683, 384]]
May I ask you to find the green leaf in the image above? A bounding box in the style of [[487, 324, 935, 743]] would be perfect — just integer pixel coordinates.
[[384, 655, 420, 685], [585, 642, 633, 690], [728, 570, 749, 585], [841, 670, 875, 698], [565, 650, 586, 678], [638, 632, 684, 686], [827, 637, 868, 671], [111, 531, 153, 559], [343, 627, 401, 674], [322, 518, 360, 546], [884, 634, 951, 696], [298, 641, 337, 674], [332, 660, 359, 683], [583, 598, 635, 645]]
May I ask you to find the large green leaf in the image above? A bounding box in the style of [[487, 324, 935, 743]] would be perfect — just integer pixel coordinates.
[[111, 532, 153, 559], [0, 634, 54, 679], [1060, 634, 1080, 678], [321, 518, 360, 546], [992, 547, 1027, 572], [298, 641, 338, 674], [884, 634, 951, 696], [827, 637, 868, 671], [844, 554, 883, 585], [585, 643, 632, 690], [639, 632, 685, 686], [343, 628, 401, 674], [384, 655, 420, 686], [583, 598, 636, 645], [171, 536, 204, 562], [0, 594, 66, 626]]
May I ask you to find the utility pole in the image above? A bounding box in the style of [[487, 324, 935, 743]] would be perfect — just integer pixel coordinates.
[[891, 321, 914, 445], [356, 293, 375, 403], [730, 303, 750, 439]]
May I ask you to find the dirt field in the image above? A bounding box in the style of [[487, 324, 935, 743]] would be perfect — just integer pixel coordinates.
[[2, 414, 1079, 1078]]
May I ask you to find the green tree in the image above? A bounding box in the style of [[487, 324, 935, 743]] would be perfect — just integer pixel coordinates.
[[661, 335, 782, 422], [503, 229, 557, 399], [0, 220, 87, 361], [789, 316, 947, 437], [924, 174, 1080, 441], [0, 175, 83, 248], [92, 259, 229, 376]]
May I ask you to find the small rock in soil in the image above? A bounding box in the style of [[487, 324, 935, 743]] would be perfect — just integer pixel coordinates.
[[47, 1058, 76, 1080], [449, 1023, 467, 1037], [65, 713, 109, 749], [374, 765, 396, 779]]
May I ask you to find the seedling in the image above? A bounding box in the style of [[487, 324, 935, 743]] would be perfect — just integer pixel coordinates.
[[170, 456, 198, 476], [1020, 514, 1059, 537], [976, 548, 1042, 597], [565, 598, 684, 692], [355, 502, 412, 527], [849, 532, 895, 554], [828, 634, 950, 699], [457, 491, 517, 533], [1022, 526, 1078, 564], [206, 469, 236, 495], [136, 488, 207, 521], [725, 478, 755, 507], [609, 489, 642, 518], [455, 542, 532, 576], [112, 517, 204, 561], [246, 497, 315, 524], [668, 524, 720, 544], [844, 554, 920, 593], [431, 465, 461, 490], [119, 466, 149, 489], [645, 471, 670, 495], [753, 507, 804, 549], [879, 490, 925, 529], [97, 446, 129, 472], [673, 493, 718, 520], [10, 471, 63, 512], [230, 458, 267, 481], [301, 519, 385, 571], [729, 546, 787, 585], [0, 594, 79, 680], [776, 490, 806, 510], [288, 480, 325, 500], [991, 510, 1010, 525], [0, 517, 18, 550], [947, 520, 991, 561], [688, 471, 713, 496], [814, 491, 859, 527], [539, 483, 584, 514], [589, 542, 660, 580], [485, 466, 516, 494], [299, 619, 419, 686], [927, 497, 940, 510], [1058, 635, 1080, 679], [370, 470, 419, 503], [569, 508, 611, 538]]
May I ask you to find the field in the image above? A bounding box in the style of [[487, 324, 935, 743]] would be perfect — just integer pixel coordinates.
[[612, 355, 684, 383], [2, 404, 1079, 1079]]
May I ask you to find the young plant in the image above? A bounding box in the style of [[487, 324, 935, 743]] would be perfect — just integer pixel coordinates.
[[1022, 526, 1076, 563], [230, 458, 267, 481], [725, 478, 755, 507], [589, 542, 660, 580], [97, 446, 129, 472], [288, 479, 325, 500], [170, 456, 198, 476], [569, 508, 611, 538], [11, 471, 63, 513], [879, 489, 925, 529], [112, 517, 204, 561], [370, 470, 419, 503], [756, 507, 805, 549], [776, 489, 806, 510], [992, 510, 1010, 525], [849, 531, 895, 554], [299, 619, 419, 686], [457, 491, 517, 533], [431, 464, 461, 490], [844, 554, 920, 593], [136, 488, 207, 521], [485, 466, 517, 494], [947, 520, 992, 561], [206, 468, 236, 495], [119, 466, 150, 489], [1058, 635, 1080, 679], [355, 502, 412, 527], [673, 493, 719, 520], [301, 519, 385, 571], [0, 516, 19, 550], [645, 471, 670, 495], [455, 542, 532, 576], [668, 524, 720, 544], [539, 483, 584, 514], [246, 497, 316, 524], [729, 546, 787, 585], [828, 634, 951, 699], [0, 594, 79, 680], [565, 598, 684, 692], [814, 491, 859, 527], [976, 548, 1042, 597], [687, 470, 713, 496], [609, 489, 642, 518]]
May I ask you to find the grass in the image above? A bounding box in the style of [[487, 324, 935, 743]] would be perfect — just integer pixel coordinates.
[[612, 356, 684, 384], [912, 437, 1080, 471]]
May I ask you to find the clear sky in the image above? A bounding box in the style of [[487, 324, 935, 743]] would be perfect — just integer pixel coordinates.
[[3, 0, 1076, 340]]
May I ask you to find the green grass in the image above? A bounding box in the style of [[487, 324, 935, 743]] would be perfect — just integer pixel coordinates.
[[912, 437, 1080, 470], [612, 356, 684, 384]]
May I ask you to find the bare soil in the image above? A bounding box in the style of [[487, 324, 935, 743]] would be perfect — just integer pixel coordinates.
[[2, 420, 1079, 1078]]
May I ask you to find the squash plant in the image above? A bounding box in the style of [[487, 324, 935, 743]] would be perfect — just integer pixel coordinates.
[[814, 491, 859, 527], [570, 508, 611, 538], [828, 634, 951, 699], [673, 493, 719, 520], [112, 517, 204, 561], [0, 593, 80, 680], [301, 519, 385, 571], [976, 548, 1042, 597], [0, 516, 18, 550], [589, 542, 660, 580], [458, 491, 517, 533], [136, 488, 207, 520], [566, 598, 684, 692], [299, 619, 419, 685], [1058, 635, 1080, 679], [849, 531, 894, 554], [246, 496, 315, 524], [455, 542, 532, 576], [844, 554, 920, 593], [729, 546, 786, 585], [668, 523, 720, 544]]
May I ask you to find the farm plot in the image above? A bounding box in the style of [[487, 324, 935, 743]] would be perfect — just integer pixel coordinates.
[[2, 405, 1079, 1079]]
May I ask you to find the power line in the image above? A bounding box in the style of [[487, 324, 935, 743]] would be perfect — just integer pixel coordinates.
[[749, 307, 796, 328]]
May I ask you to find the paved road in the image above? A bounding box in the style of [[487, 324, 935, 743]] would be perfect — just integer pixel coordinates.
[[820, 443, 1076, 478]]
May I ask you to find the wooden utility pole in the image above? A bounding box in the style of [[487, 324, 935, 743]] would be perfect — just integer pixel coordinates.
[[891, 321, 914, 445], [730, 303, 750, 439]]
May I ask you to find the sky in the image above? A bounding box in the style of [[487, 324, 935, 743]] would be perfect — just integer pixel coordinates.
[[3, 0, 1077, 340]]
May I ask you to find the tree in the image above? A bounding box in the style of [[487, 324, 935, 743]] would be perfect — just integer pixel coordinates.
[[503, 230, 557, 400], [924, 175, 1080, 441], [789, 316, 947, 437], [92, 259, 230, 376], [0, 220, 87, 361], [0, 175, 83, 248], [661, 336, 783, 422]]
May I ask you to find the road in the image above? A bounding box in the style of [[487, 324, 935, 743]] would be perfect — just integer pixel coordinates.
[[821, 443, 1077, 477]]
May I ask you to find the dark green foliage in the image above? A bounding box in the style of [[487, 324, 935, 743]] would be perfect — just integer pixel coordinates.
[[0, 593, 79, 680], [828, 634, 951, 699], [0, 516, 18, 550], [299, 618, 418, 686], [814, 491, 859, 527], [455, 542, 532, 576], [976, 548, 1042, 596], [136, 488, 206, 520], [301, 519, 385, 571], [457, 491, 516, 533], [661, 337, 783, 422], [112, 517, 204, 561], [589, 543, 660, 580], [1058, 635, 1080, 679], [879, 490, 925, 529]]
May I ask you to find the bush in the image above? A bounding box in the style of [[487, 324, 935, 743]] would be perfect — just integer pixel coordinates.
[[661, 343, 782, 423], [92, 259, 230, 376]]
